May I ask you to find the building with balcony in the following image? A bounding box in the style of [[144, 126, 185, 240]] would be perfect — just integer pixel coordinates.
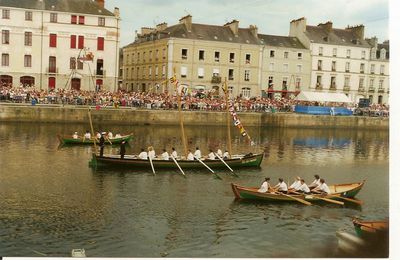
[[0, 0, 120, 91]]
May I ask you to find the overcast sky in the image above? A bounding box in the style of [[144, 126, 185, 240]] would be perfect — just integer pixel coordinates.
[[105, 0, 388, 47]]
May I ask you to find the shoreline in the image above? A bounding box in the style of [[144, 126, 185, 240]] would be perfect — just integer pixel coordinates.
[[0, 103, 389, 130]]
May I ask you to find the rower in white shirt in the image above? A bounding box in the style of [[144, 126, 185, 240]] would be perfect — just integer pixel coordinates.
[[161, 149, 169, 160], [138, 148, 148, 160], [171, 147, 178, 159], [187, 150, 194, 160], [115, 133, 122, 138], [289, 176, 302, 191], [217, 149, 223, 157], [308, 174, 321, 189], [148, 146, 156, 160], [223, 150, 230, 159], [194, 147, 201, 159], [296, 179, 311, 194], [257, 177, 271, 193], [84, 130, 91, 140], [208, 150, 216, 160], [312, 179, 331, 194], [72, 132, 79, 139], [273, 178, 288, 193], [96, 132, 101, 139], [107, 132, 113, 139]]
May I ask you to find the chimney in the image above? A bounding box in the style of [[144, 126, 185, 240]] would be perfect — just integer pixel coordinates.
[[290, 17, 307, 33], [156, 22, 168, 32], [179, 15, 192, 32], [224, 19, 239, 36], [249, 25, 258, 37], [113, 7, 120, 18], [346, 24, 365, 40], [96, 0, 105, 9], [141, 27, 155, 35], [318, 21, 333, 32]]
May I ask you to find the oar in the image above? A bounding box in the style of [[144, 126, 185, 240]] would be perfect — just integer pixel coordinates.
[[105, 135, 113, 145], [275, 190, 312, 206], [328, 194, 363, 205], [171, 156, 186, 178], [195, 157, 222, 180], [148, 156, 156, 175], [215, 153, 238, 177], [311, 195, 344, 205]]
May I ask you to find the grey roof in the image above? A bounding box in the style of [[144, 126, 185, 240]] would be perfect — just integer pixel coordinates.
[[0, 0, 115, 16], [127, 23, 261, 47], [258, 34, 306, 49], [305, 25, 371, 47]]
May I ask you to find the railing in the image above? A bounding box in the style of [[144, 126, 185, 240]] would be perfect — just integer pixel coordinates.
[[329, 84, 336, 90], [378, 88, 385, 93], [358, 87, 365, 92], [228, 76, 234, 81], [47, 67, 58, 73], [211, 75, 221, 84], [343, 86, 350, 91], [95, 70, 106, 77], [368, 87, 375, 93]]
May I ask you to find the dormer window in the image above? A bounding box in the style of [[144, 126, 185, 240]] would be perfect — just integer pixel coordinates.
[[380, 49, 386, 60]]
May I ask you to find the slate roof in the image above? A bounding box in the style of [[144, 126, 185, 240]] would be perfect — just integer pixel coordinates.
[[305, 25, 371, 48], [0, 0, 115, 16], [258, 34, 306, 49]]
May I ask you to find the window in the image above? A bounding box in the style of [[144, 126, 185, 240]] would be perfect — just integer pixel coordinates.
[[78, 35, 84, 49], [360, 63, 365, 73], [230, 52, 235, 63], [268, 76, 273, 88], [318, 47, 323, 56], [269, 62, 274, 71], [379, 79, 384, 89], [297, 52, 303, 59], [181, 66, 187, 78], [332, 48, 337, 57], [228, 69, 234, 80], [346, 49, 351, 58], [181, 49, 188, 60], [214, 51, 220, 62], [155, 49, 159, 60], [241, 87, 251, 98], [24, 32, 32, 46], [296, 64, 302, 73], [1, 53, 9, 66], [378, 95, 383, 104], [361, 50, 366, 59], [369, 78, 374, 88], [331, 61, 336, 71], [149, 66, 152, 77], [98, 17, 105, 26], [295, 77, 301, 89], [380, 65, 385, 75], [97, 37, 104, 51], [359, 78, 364, 88], [317, 60, 322, 70], [71, 15, 77, 24], [49, 33, 57, 47], [48, 77, 56, 89], [2, 9, 10, 19], [212, 68, 220, 76], [198, 67, 204, 79], [70, 35, 76, 48], [149, 51, 152, 61], [25, 11, 32, 21], [70, 57, 76, 69], [245, 54, 251, 64], [162, 48, 166, 59], [282, 77, 288, 90], [77, 59, 83, 70], [78, 16, 85, 25], [330, 77, 336, 89], [284, 52, 289, 59], [137, 52, 140, 62], [345, 62, 350, 72], [24, 55, 32, 67], [199, 50, 204, 61], [228, 86, 234, 95], [283, 64, 288, 72], [155, 66, 159, 78], [270, 50, 275, 58], [50, 13, 57, 23], [344, 77, 350, 88], [2, 30, 10, 44], [316, 75, 322, 88], [143, 52, 146, 62], [370, 64, 375, 74], [244, 70, 250, 81], [49, 56, 56, 73], [162, 65, 166, 77]]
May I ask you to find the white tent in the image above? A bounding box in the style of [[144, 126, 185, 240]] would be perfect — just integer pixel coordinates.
[[294, 91, 352, 103]]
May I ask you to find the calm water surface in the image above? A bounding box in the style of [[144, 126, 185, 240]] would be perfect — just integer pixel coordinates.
[[0, 123, 388, 257]]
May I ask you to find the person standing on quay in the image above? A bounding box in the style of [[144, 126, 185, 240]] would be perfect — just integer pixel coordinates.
[[99, 132, 105, 157], [120, 141, 126, 159]]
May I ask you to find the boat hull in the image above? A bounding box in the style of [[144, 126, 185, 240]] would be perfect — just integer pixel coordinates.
[[90, 153, 264, 169], [58, 134, 133, 145], [352, 218, 389, 238]]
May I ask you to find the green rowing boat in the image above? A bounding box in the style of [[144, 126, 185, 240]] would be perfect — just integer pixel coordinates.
[[352, 218, 388, 238], [89, 152, 263, 169], [58, 134, 133, 145]]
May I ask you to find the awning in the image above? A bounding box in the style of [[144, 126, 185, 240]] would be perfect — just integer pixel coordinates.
[[294, 91, 352, 103]]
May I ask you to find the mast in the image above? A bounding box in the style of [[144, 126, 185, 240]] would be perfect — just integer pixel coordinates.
[[174, 68, 188, 156], [224, 78, 232, 158]]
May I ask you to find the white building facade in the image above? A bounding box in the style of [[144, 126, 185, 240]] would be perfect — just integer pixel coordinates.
[[0, 0, 120, 91]]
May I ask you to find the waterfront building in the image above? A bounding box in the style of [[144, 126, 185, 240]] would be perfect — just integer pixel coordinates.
[[0, 0, 120, 91], [258, 34, 311, 99], [123, 16, 264, 98], [289, 17, 389, 104]]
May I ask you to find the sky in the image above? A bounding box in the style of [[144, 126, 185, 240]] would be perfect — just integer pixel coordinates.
[[105, 0, 389, 47]]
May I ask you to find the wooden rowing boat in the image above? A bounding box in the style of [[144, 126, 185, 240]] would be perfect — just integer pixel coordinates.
[[89, 152, 264, 169], [58, 134, 133, 145], [231, 180, 365, 203], [352, 218, 389, 238]]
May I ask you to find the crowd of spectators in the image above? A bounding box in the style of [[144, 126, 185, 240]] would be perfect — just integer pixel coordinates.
[[0, 83, 389, 116]]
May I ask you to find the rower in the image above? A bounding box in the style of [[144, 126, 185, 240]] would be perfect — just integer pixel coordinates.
[[171, 147, 178, 159], [187, 149, 194, 160], [115, 133, 122, 138], [288, 176, 302, 191], [84, 130, 91, 140], [311, 179, 331, 194], [273, 178, 288, 193], [120, 141, 126, 159], [148, 146, 156, 160], [194, 147, 201, 159], [308, 174, 321, 189], [223, 150, 230, 159], [72, 132, 79, 139], [138, 148, 148, 160], [161, 149, 169, 160], [217, 149, 223, 157], [257, 177, 271, 193], [96, 132, 101, 139], [296, 179, 311, 194], [108, 131, 113, 139], [208, 149, 216, 160], [99, 133, 105, 157]]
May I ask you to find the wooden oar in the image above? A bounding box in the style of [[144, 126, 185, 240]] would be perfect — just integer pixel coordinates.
[[195, 157, 222, 180], [310, 195, 344, 205], [275, 191, 312, 206], [148, 156, 156, 175], [215, 153, 238, 177], [105, 135, 113, 145], [171, 156, 186, 177], [328, 194, 363, 205], [88, 109, 97, 150]]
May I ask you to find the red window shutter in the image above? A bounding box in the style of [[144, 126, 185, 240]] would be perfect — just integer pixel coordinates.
[[78, 36, 84, 49], [48, 77, 56, 89], [71, 15, 77, 24], [79, 16, 85, 25], [70, 35, 76, 49], [97, 37, 104, 51], [49, 34, 57, 47]]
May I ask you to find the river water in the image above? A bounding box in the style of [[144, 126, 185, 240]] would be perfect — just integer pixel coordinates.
[[0, 122, 389, 257]]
